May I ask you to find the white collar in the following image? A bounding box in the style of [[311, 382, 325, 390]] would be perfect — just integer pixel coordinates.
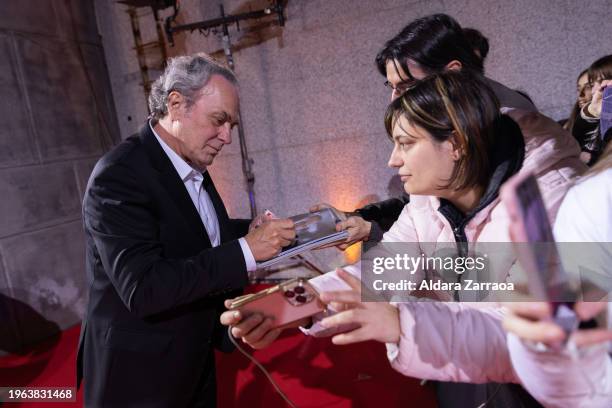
[[149, 121, 206, 181]]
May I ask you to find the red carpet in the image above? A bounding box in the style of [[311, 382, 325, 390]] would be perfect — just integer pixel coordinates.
[[0, 286, 437, 407], [217, 330, 438, 407], [0, 324, 83, 407]]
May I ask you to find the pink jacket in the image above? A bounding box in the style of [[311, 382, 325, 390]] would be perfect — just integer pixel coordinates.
[[307, 109, 592, 406], [384, 108, 584, 375], [382, 109, 590, 404]]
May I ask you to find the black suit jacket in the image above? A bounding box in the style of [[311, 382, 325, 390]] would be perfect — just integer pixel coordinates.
[[77, 123, 251, 407]]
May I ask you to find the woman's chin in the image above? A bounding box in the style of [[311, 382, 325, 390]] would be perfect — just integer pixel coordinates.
[[403, 183, 416, 195]]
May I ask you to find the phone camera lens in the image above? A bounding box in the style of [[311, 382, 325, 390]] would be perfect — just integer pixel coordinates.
[[294, 286, 305, 294], [284, 290, 295, 298], [295, 295, 307, 303]]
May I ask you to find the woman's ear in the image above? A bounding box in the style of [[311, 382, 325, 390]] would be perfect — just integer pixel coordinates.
[[449, 130, 464, 161], [445, 60, 463, 72], [166, 91, 184, 120]]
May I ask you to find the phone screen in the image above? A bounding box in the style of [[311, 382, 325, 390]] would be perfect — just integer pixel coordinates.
[[515, 175, 575, 315], [516, 176, 554, 243], [601, 86, 612, 140]]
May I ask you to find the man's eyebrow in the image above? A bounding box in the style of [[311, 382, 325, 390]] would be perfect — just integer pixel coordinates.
[[213, 111, 231, 121]]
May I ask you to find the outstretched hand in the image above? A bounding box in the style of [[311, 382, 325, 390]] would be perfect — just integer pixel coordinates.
[[309, 203, 372, 250], [587, 79, 612, 118], [319, 268, 400, 345], [502, 301, 612, 347]]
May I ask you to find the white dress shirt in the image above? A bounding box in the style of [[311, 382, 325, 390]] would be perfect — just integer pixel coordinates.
[[151, 122, 256, 271]]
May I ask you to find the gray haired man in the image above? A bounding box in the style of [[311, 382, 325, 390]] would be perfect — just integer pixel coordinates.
[[77, 53, 295, 407]]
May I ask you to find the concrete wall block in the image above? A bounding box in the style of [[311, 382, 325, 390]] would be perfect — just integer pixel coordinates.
[[79, 44, 123, 147], [0, 221, 87, 332], [113, 79, 149, 139], [0, 34, 37, 168], [0, 163, 81, 237], [443, 0, 567, 113], [15, 36, 104, 161], [231, 65, 389, 155], [0, 0, 58, 37], [52, 0, 100, 44], [73, 158, 98, 201], [286, 0, 429, 33]]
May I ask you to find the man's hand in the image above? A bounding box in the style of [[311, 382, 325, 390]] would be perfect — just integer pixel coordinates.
[[244, 219, 295, 261], [220, 300, 283, 349], [502, 301, 612, 347], [319, 268, 400, 345], [309, 203, 372, 249], [248, 212, 270, 232]]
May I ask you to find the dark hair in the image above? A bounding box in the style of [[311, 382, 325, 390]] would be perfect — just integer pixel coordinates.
[[384, 71, 516, 191], [563, 69, 590, 132], [588, 54, 612, 84], [563, 101, 580, 132], [375, 14, 483, 80], [463, 27, 489, 63]]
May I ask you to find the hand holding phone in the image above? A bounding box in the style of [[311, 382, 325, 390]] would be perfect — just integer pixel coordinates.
[[500, 172, 579, 338], [228, 278, 325, 329]]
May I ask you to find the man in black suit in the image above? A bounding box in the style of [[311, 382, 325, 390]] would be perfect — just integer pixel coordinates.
[[77, 53, 295, 407]]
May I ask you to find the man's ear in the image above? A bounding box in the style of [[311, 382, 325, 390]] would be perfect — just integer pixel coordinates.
[[445, 60, 463, 72], [166, 91, 184, 119]]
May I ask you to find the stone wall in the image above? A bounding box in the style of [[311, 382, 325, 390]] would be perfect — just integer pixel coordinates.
[[0, 0, 119, 353]]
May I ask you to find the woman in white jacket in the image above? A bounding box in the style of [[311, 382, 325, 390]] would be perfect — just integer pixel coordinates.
[[504, 137, 612, 407]]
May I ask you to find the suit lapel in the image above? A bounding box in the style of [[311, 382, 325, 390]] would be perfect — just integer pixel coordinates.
[[140, 123, 212, 248]]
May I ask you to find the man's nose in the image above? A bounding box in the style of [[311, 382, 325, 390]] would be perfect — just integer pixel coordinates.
[[218, 123, 232, 144], [391, 89, 401, 101]]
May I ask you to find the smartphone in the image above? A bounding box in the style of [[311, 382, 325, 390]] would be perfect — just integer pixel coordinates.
[[600, 86, 612, 140], [228, 278, 325, 329], [500, 172, 578, 334]]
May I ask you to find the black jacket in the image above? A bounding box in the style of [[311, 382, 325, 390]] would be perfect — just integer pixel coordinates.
[[77, 123, 250, 407]]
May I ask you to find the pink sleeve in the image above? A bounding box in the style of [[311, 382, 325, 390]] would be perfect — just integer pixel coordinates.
[[507, 334, 612, 407], [386, 302, 519, 384]]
